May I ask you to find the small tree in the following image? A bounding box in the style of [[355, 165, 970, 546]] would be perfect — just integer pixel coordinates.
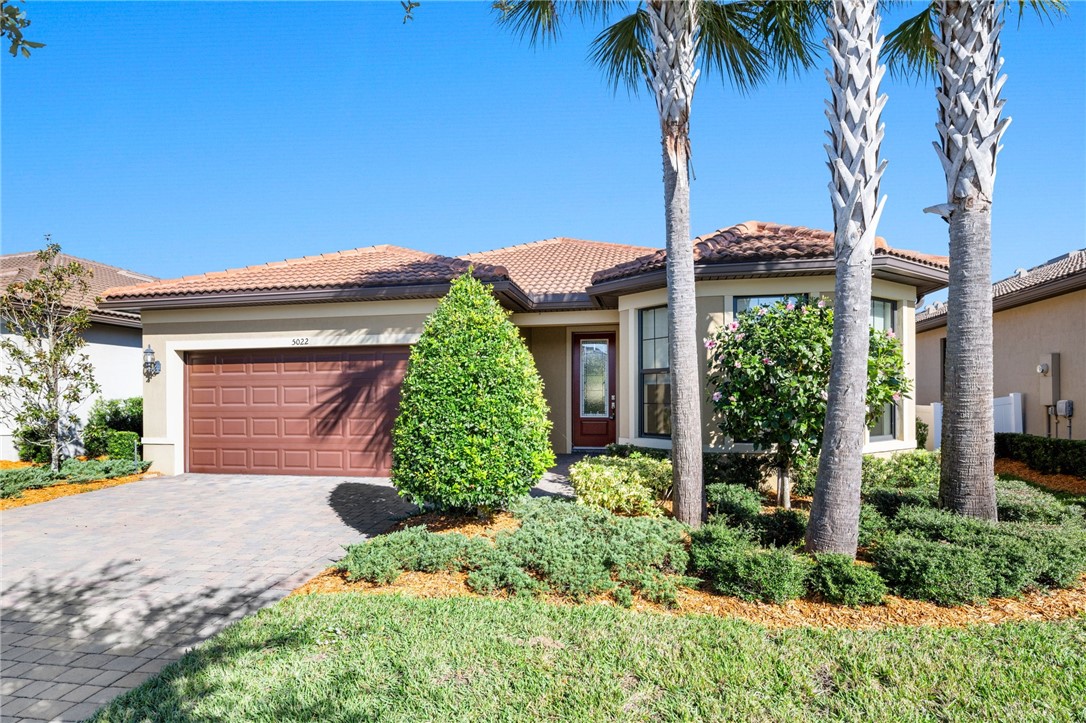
[[391, 272, 554, 511], [0, 242, 100, 471], [706, 299, 907, 508]]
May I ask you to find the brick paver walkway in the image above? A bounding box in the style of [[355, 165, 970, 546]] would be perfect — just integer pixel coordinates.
[[1, 474, 413, 722]]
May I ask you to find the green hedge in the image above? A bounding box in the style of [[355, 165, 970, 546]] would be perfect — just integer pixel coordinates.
[[83, 397, 142, 457], [106, 430, 140, 461], [569, 454, 671, 516], [995, 433, 1086, 478]]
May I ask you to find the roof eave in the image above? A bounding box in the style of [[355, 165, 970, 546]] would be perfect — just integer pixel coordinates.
[[916, 271, 1086, 333], [588, 256, 949, 304], [99, 284, 474, 311]]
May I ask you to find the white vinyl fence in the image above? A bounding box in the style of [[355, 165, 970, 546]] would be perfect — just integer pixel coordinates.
[[926, 393, 1024, 450]]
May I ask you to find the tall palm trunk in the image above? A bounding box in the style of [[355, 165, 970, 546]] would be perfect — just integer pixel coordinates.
[[646, 0, 704, 526], [928, 0, 1005, 519], [807, 0, 887, 556]]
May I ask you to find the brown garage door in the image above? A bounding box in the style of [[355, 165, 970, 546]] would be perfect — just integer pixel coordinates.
[[186, 347, 410, 476]]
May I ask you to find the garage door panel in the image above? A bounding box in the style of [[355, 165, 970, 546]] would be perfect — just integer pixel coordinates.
[[186, 346, 409, 476]]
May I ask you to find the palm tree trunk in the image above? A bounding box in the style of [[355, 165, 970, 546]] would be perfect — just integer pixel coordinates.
[[646, 0, 703, 526], [928, 0, 1005, 520], [807, 0, 888, 556]]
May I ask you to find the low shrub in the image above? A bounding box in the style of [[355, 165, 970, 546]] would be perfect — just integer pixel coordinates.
[[340, 526, 491, 585], [0, 466, 60, 498], [15, 424, 52, 464], [809, 553, 887, 606], [105, 430, 140, 461], [688, 521, 757, 575], [857, 504, 890, 548], [340, 498, 696, 605], [916, 418, 929, 450], [995, 478, 1085, 524], [862, 451, 940, 491], [872, 534, 996, 606], [865, 487, 939, 519], [605, 444, 767, 490], [995, 433, 1086, 478], [750, 508, 808, 548], [83, 397, 143, 457], [706, 547, 812, 604], [569, 454, 671, 516], [705, 483, 762, 525]]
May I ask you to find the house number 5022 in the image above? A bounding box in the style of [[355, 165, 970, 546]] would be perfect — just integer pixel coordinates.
[[291, 338, 309, 346]]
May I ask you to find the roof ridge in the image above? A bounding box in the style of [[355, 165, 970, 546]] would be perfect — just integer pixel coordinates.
[[2, 250, 158, 281], [463, 236, 657, 258]]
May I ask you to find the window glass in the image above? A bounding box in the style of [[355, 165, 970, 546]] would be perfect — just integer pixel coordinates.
[[639, 307, 670, 437], [580, 341, 608, 417], [733, 294, 806, 315], [870, 299, 898, 440]]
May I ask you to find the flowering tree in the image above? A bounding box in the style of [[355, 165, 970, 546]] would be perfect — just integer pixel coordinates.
[[706, 299, 908, 508]]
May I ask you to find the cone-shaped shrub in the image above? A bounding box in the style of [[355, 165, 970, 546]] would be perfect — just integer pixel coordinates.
[[392, 272, 554, 510]]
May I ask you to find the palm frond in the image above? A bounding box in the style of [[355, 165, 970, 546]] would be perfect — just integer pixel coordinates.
[[884, 3, 937, 80], [589, 9, 650, 93], [1014, 0, 1068, 26], [698, 1, 768, 92], [493, 1, 621, 45], [750, 0, 826, 79]]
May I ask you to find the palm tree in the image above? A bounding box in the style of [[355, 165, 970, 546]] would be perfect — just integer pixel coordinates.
[[806, 0, 887, 556], [496, 0, 821, 526], [886, 0, 1064, 519]]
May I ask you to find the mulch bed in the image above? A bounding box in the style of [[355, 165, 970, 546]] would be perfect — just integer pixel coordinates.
[[291, 507, 1086, 630], [996, 458, 1086, 495]]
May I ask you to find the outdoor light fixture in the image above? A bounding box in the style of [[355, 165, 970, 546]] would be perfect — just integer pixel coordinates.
[[143, 345, 161, 382]]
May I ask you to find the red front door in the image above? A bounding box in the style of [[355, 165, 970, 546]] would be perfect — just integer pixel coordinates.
[[572, 332, 617, 448]]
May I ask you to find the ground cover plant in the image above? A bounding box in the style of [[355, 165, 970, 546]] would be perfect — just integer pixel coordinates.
[[339, 497, 696, 606], [0, 458, 150, 499], [90, 594, 1086, 723]]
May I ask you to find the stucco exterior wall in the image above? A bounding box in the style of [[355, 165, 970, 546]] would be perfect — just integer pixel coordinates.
[[0, 321, 143, 460], [140, 299, 439, 475], [915, 287, 1086, 439]]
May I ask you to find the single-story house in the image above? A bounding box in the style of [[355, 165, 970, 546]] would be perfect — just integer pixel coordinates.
[[0, 251, 158, 459], [99, 221, 949, 477], [916, 248, 1085, 440]]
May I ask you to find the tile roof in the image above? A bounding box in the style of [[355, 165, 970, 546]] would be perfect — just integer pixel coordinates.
[[591, 220, 949, 285], [0, 251, 157, 326], [462, 237, 657, 306], [102, 245, 511, 302], [917, 248, 1086, 325]]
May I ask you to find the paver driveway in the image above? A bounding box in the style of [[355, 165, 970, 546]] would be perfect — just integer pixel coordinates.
[[1, 473, 414, 722]]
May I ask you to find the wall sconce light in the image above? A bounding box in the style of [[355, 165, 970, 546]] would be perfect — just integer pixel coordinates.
[[143, 345, 161, 382]]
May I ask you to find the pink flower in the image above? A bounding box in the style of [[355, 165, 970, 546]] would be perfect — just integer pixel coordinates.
[[785, 302, 795, 311], [757, 307, 768, 316], [762, 357, 775, 366], [886, 330, 896, 339], [728, 321, 739, 331], [734, 333, 744, 341], [892, 392, 901, 401], [728, 395, 737, 403], [734, 360, 742, 368], [712, 391, 723, 402], [704, 338, 717, 349], [817, 299, 826, 308]]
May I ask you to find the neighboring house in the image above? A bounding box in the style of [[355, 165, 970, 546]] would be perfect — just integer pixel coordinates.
[[916, 249, 1085, 440], [99, 221, 949, 477], [0, 252, 158, 459]]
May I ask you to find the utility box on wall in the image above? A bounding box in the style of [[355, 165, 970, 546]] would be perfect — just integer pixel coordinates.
[[1038, 353, 1061, 407]]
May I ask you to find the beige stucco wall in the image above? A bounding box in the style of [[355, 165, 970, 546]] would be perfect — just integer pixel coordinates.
[[915, 288, 1086, 439], [616, 276, 919, 455], [140, 276, 924, 475]]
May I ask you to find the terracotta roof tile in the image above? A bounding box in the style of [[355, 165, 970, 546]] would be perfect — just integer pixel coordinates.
[[1, 251, 157, 325], [592, 220, 949, 285], [462, 237, 657, 305], [917, 248, 1086, 324], [103, 245, 510, 302]]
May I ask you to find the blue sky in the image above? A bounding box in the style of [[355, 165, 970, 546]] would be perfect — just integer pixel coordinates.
[[2, 1, 1083, 299]]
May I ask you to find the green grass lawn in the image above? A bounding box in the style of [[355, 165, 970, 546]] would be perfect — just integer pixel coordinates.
[[93, 594, 1086, 722]]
